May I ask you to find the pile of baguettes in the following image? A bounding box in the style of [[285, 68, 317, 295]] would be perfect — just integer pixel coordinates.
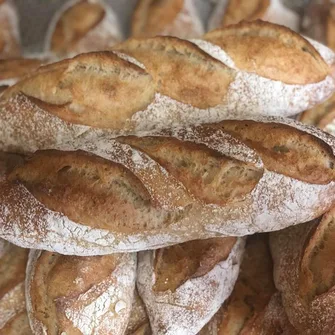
[[1, 0, 335, 334]]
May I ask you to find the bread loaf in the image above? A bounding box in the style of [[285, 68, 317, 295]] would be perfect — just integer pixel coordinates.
[[0, 22, 333, 154], [209, 0, 298, 32], [137, 237, 245, 335], [131, 0, 204, 39], [1, 117, 335, 255], [197, 234, 297, 335], [45, 0, 124, 58], [0, 58, 46, 88], [0, 239, 31, 335], [270, 207, 335, 334], [0, 0, 20, 58], [26, 250, 136, 335]]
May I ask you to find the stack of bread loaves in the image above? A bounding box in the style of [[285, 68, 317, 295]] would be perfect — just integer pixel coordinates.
[[1, 1, 335, 333]]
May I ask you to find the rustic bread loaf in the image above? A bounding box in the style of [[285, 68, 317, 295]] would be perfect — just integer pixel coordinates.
[[137, 237, 244, 335], [0, 239, 31, 335], [26, 250, 136, 335], [131, 0, 204, 39], [0, 0, 20, 58], [0, 22, 334, 154], [45, 0, 124, 58], [0, 117, 335, 254], [270, 207, 335, 334], [198, 234, 296, 335], [0, 58, 47, 88], [208, 0, 298, 32]]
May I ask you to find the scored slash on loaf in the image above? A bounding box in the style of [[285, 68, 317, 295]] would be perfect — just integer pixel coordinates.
[[137, 237, 245, 335], [0, 116, 335, 255], [0, 21, 335, 155]]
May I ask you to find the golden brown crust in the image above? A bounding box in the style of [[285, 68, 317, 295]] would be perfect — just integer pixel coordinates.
[[51, 0, 105, 56], [119, 136, 262, 205], [0, 58, 44, 82], [28, 251, 136, 335], [213, 120, 335, 184], [115, 37, 236, 109], [204, 20, 329, 85], [8, 150, 174, 233], [131, 0, 184, 38], [153, 237, 236, 292], [222, 0, 270, 26], [298, 92, 335, 127], [300, 209, 335, 300], [270, 207, 335, 334], [1, 52, 156, 129]]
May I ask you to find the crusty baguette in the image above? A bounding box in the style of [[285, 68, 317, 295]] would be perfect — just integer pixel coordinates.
[[126, 289, 151, 335], [0, 22, 334, 154], [26, 250, 136, 335], [197, 234, 297, 335], [208, 0, 298, 32], [0, 58, 47, 87], [270, 207, 335, 334], [137, 237, 245, 335], [0, 0, 20, 58], [131, 0, 204, 39], [0, 239, 31, 335], [45, 0, 124, 58], [1, 117, 335, 255]]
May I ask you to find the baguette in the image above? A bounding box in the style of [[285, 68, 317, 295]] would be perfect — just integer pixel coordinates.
[[270, 207, 335, 334], [137, 237, 245, 335], [197, 234, 297, 335], [131, 0, 204, 39], [0, 0, 20, 58], [26, 250, 136, 335], [1, 117, 335, 254], [0, 58, 46, 88], [0, 22, 334, 154], [208, 0, 298, 32], [0, 239, 31, 335], [45, 0, 124, 58]]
